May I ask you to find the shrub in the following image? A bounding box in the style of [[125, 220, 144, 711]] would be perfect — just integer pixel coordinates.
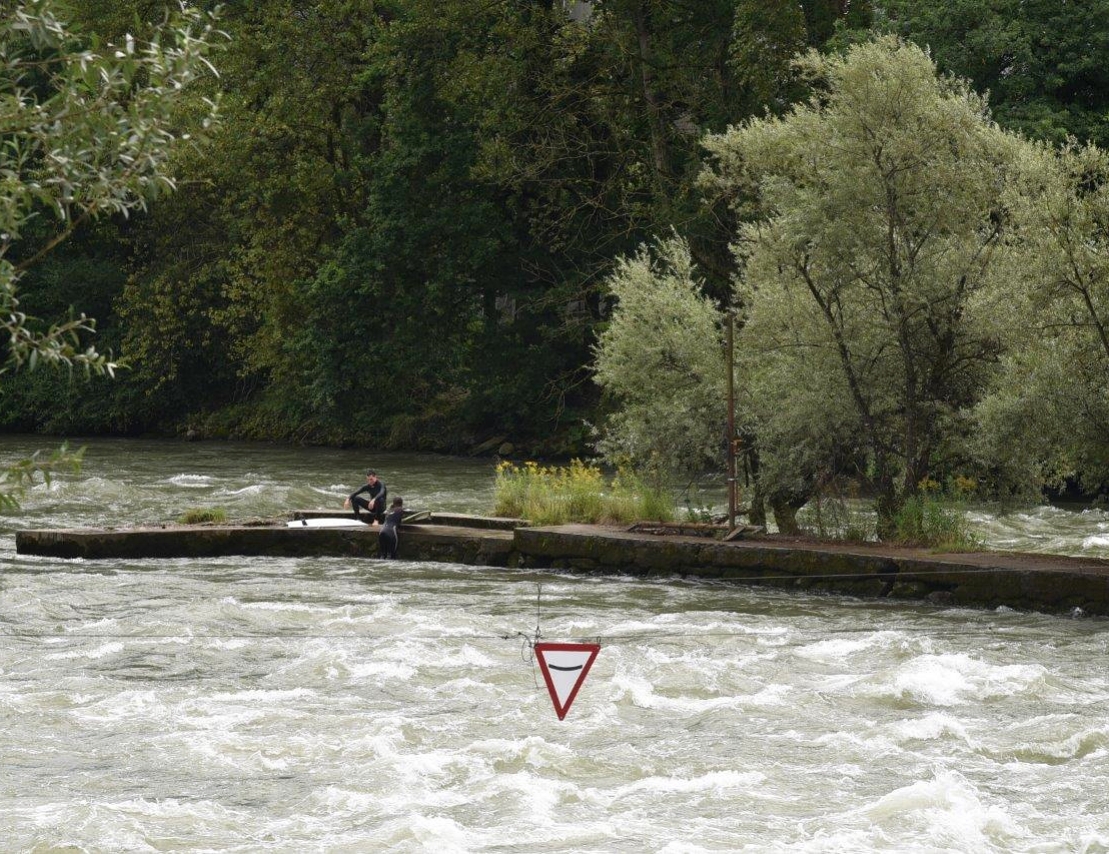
[[494, 460, 673, 525], [178, 507, 228, 525], [892, 495, 979, 550]]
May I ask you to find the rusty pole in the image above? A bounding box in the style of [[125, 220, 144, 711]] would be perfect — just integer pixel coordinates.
[[726, 311, 736, 530]]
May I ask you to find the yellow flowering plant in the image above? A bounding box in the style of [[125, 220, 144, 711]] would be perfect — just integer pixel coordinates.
[[494, 460, 673, 525]]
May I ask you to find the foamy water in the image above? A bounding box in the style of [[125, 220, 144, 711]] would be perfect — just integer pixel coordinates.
[[1, 437, 1108, 851]]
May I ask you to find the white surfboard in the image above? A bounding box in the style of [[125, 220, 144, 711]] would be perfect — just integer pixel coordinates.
[[286, 517, 369, 528]]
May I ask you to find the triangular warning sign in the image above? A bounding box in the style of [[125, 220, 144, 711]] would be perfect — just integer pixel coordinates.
[[534, 642, 600, 720]]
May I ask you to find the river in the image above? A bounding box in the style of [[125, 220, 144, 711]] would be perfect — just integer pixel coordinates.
[[1, 436, 1107, 852]]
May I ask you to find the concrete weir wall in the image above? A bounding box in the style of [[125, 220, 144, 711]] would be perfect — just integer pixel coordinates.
[[15, 523, 517, 567], [15, 517, 1109, 617], [515, 526, 1109, 616]]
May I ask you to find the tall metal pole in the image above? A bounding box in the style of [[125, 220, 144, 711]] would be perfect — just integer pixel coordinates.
[[726, 311, 736, 530]]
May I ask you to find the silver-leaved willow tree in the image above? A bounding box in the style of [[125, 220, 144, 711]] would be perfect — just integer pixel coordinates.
[[703, 36, 1028, 537], [975, 141, 1109, 498], [596, 36, 1097, 538]]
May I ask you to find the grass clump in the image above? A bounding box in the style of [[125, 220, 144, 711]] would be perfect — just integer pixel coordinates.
[[178, 507, 228, 525], [892, 495, 979, 551], [798, 477, 980, 550], [494, 460, 673, 525], [890, 477, 980, 551]]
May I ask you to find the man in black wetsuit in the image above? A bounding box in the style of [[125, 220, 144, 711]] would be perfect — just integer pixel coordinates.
[[344, 469, 387, 523]]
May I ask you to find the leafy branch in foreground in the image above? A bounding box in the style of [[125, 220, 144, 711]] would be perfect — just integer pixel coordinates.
[[0, 443, 83, 510], [1, 0, 222, 506], [1, 0, 222, 373]]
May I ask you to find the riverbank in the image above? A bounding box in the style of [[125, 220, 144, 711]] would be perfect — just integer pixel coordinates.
[[15, 514, 1109, 617]]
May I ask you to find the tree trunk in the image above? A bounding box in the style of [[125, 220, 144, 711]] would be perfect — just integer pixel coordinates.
[[631, 2, 670, 184], [769, 493, 802, 535], [874, 471, 900, 540], [749, 480, 767, 528]]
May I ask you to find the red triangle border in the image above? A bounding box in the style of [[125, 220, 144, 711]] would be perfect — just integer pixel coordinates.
[[534, 642, 601, 721]]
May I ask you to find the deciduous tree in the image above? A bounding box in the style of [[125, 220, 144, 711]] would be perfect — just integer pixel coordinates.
[[879, 0, 1109, 148], [976, 142, 1109, 495], [703, 37, 1024, 536], [593, 233, 725, 477]]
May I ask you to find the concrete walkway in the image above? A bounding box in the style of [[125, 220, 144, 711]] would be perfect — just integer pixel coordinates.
[[14, 516, 1109, 616]]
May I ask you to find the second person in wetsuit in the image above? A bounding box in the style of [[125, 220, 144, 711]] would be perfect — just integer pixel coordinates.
[[378, 497, 404, 558]]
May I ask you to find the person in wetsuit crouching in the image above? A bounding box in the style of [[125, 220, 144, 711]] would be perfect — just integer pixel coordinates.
[[344, 469, 387, 523], [378, 497, 404, 559]]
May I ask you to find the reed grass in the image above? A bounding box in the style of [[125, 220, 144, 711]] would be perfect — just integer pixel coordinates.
[[799, 482, 979, 550], [494, 460, 673, 525], [892, 495, 979, 551], [178, 507, 228, 525]]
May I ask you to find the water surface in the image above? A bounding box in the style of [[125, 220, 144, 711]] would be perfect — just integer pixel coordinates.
[[1, 437, 1107, 852]]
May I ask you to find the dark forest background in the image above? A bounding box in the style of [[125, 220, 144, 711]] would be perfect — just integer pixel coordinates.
[[4, 0, 1107, 456]]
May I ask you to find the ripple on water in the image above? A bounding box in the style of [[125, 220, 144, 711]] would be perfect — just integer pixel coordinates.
[[976, 715, 1109, 765], [793, 632, 893, 662], [860, 653, 1049, 707], [861, 770, 1027, 851], [164, 474, 217, 487], [610, 671, 752, 715], [890, 712, 974, 746], [13, 798, 257, 853]]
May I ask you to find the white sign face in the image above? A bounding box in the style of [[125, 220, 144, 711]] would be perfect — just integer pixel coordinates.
[[534, 643, 600, 720]]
